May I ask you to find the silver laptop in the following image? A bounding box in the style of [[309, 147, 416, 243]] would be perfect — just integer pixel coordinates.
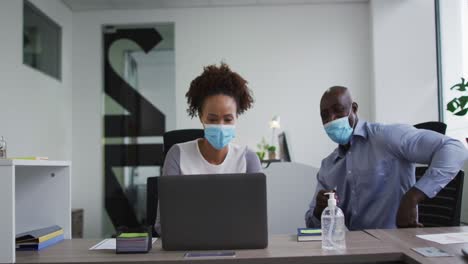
[[158, 173, 268, 250]]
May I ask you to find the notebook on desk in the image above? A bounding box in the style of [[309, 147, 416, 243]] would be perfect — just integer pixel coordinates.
[[16, 225, 63, 243], [159, 173, 268, 251], [16, 225, 64, 250]]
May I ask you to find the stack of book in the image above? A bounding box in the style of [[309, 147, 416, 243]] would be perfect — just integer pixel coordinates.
[[297, 228, 322, 242], [116, 232, 151, 253], [16, 225, 64, 250]]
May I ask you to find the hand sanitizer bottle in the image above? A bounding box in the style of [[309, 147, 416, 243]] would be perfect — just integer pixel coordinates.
[[0, 136, 6, 159], [321, 192, 346, 250]]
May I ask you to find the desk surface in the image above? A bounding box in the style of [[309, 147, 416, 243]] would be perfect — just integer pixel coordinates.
[[366, 226, 468, 264], [15, 227, 468, 264], [16, 232, 402, 264]]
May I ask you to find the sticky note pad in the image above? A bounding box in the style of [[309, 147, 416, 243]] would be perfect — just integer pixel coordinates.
[[300, 229, 321, 234], [118, 233, 148, 238]]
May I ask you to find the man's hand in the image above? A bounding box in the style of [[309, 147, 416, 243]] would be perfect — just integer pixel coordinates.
[[396, 187, 427, 228], [313, 190, 338, 219]]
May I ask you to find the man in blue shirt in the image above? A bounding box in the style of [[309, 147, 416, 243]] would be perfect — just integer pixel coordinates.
[[306, 86, 468, 230]]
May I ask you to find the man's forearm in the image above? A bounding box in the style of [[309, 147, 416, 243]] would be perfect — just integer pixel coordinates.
[[404, 187, 428, 204]]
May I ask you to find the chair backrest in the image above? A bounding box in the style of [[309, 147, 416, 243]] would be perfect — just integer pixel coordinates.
[[147, 129, 204, 237], [416, 167, 464, 227], [414, 121, 447, 135], [163, 129, 204, 159], [146, 177, 159, 237]]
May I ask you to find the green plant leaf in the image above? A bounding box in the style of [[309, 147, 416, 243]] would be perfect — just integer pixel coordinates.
[[459, 96, 468, 109], [450, 83, 465, 91], [450, 77, 468, 91], [447, 99, 459, 112], [447, 78, 468, 116], [256, 151, 265, 160], [454, 108, 468, 116]]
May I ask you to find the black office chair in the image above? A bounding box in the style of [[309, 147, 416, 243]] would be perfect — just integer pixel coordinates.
[[414, 121, 447, 135], [146, 177, 159, 237], [163, 129, 204, 161], [147, 129, 204, 237], [412, 121, 460, 226], [416, 167, 464, 227]]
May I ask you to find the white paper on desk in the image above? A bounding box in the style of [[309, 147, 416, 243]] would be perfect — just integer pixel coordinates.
[[89, 238, 158, 250], [416, 232, 468, 244]]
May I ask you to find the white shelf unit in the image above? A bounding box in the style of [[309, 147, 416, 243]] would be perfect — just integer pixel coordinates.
[[0, 160, 71, 263]]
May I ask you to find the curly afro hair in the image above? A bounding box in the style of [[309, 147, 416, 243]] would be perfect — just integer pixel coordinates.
[[186, 62, 254, 118]]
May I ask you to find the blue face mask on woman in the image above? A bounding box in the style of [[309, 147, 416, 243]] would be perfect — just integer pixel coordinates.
[[323, 107, 355, 145], [204, 124, 236, 150]]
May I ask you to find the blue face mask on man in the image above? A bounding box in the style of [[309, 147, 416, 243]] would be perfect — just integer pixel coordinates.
[[204, 124, 236, 150], [323, 107, 355, 145]]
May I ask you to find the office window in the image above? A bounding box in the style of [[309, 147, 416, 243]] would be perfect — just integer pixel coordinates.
[[23, 0, 62, 80], [436, 0, 468, 146]]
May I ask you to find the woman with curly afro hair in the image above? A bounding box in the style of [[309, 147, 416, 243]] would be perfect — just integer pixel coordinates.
[[155, 63, 262, 235]]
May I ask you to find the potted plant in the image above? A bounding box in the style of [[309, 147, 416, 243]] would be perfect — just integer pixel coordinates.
[[446, 77, 468, 144], [256, 137, 268, 161], [267, 145, 277, 160], [256, 151, 265, 161], [447, 77, 468, 116]]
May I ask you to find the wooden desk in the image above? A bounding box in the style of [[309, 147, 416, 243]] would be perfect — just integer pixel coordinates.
[[365, 227, 468, 264], [16, 231, 403, 264], [17, 227, 468, 264]]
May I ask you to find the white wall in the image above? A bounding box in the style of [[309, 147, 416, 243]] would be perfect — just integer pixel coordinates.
[[370, 0, 439, 124], [0, 1, 72, 159], [72, 3, 371, 237], [171, 4, 372, 167]]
